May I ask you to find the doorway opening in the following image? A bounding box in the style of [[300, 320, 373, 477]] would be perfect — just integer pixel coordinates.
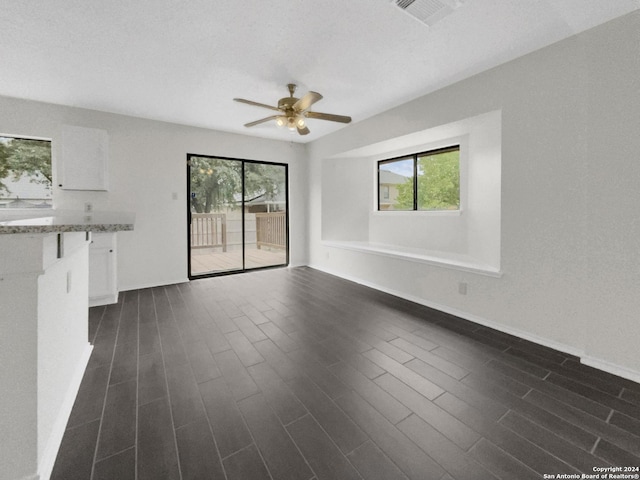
[[187, 154, 288, 278]]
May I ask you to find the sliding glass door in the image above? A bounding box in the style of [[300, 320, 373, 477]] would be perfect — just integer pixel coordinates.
[[243, 162, 288, 269], [187, 155, 288, 278]]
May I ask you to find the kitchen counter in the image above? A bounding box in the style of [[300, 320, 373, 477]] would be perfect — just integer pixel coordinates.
[[0, 210, 135, 234]]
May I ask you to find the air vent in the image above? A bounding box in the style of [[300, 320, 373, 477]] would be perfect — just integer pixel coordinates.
[[393, 0, 462, 27]]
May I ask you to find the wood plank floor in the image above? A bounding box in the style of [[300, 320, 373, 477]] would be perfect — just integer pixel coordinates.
[[52, 267, 640, 480]]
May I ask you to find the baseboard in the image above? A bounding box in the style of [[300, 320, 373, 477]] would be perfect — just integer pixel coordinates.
[[38, 343, 93, 480], [16, 474, 39, 480], [581, 355, 640, 385], [119, 277, 189, 292], [89, 293, 118, 307], [288, 261, 307, 268]]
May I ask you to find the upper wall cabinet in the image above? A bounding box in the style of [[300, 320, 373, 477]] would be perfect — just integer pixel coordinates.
[[59, 125, 109, 191]]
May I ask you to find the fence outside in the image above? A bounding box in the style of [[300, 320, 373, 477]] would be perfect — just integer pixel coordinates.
[[190, 213, 227, 251], [256, 212, 287, 249], [191, 211, 286, 252]]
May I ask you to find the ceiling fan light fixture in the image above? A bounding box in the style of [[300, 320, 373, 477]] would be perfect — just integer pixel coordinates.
[[234, 84, 352, 136]]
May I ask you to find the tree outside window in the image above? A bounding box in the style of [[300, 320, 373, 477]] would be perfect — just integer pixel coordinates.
[[0, 136, 52, 208], [189, 156, 286, 214]]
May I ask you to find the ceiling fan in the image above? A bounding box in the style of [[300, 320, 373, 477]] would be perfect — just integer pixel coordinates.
[[234, 84, 352, 136]]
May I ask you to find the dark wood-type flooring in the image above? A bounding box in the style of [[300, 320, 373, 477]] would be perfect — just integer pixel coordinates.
[[52, 267, 640, 480]]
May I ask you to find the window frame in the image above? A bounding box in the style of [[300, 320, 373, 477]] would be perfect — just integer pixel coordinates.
[[377, 145, 460, 212], [186, 153, 290, 279]]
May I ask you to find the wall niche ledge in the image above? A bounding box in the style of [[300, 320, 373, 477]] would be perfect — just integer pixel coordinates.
[[322, 240, 502, 278]]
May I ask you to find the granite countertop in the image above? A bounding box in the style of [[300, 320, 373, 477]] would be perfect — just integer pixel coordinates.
[[0, 210, 135, 234]]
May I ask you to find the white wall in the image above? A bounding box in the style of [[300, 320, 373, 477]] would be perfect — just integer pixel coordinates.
[[0, 97, 308, 290], [307, 11, 640, 380], [0, 273, 38, 480], [583, 14, 640, 376], [321, 156, 371, 241]]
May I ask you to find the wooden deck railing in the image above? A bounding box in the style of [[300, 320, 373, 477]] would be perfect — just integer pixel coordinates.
[[256, 212, 286, 249], [190, 213, 226, 251]]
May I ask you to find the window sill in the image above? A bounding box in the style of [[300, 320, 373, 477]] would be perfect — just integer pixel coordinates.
[[322, 240, 502, 277]]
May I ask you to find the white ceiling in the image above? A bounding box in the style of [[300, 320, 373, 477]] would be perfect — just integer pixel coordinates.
[[1, 0, 638, 143]]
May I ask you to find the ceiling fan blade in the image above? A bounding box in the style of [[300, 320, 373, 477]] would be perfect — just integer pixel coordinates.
[[305, 111, 352, 124], [234, 98, 281, 112], [293, 91, 323, 112], [297, 125, 310, 135], [244, 115, 282, 128]]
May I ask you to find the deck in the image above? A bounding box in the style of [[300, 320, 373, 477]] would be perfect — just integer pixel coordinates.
[[190, 247, 286, 275], [190, 211, 287, 275]]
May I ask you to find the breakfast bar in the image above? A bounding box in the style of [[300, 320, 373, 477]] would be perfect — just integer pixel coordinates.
[[0, 211, 133, 480]]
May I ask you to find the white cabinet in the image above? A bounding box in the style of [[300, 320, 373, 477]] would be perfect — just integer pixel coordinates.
[[89, 232, 118, 306], [59, 125, 109, 191]]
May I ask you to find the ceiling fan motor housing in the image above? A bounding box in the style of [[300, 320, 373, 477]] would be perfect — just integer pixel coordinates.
[[278, 97, 298, 110]]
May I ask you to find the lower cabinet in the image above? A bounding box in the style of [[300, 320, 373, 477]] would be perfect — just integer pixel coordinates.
[[89, 232, 118, 306]]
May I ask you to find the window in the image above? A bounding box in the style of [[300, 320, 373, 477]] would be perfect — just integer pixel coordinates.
[[0, 135, 52, 208], [378, 145, 459, 211]]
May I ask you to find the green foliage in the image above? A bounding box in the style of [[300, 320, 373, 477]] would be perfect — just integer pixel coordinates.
[[189, 157, 285, 213], [190, 157, 241, 213], [395, 176, 415, 210], [244, 162, 285, 203], [394, 150, 459, 210], [0, 142, 10, 193], [0, 137, 52, 195]]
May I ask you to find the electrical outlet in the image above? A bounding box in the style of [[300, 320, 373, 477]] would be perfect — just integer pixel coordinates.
[[458, 282, 468, 295], [84, 202, 93, 213]]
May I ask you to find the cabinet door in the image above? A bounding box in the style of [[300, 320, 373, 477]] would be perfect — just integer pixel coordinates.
[[59, 125, 109, 191], [89, 248, 114, 298], [89, 233, 117, 304]]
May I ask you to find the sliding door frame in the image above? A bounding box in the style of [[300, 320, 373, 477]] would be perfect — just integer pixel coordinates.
[[186, 153, 289, 280]]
